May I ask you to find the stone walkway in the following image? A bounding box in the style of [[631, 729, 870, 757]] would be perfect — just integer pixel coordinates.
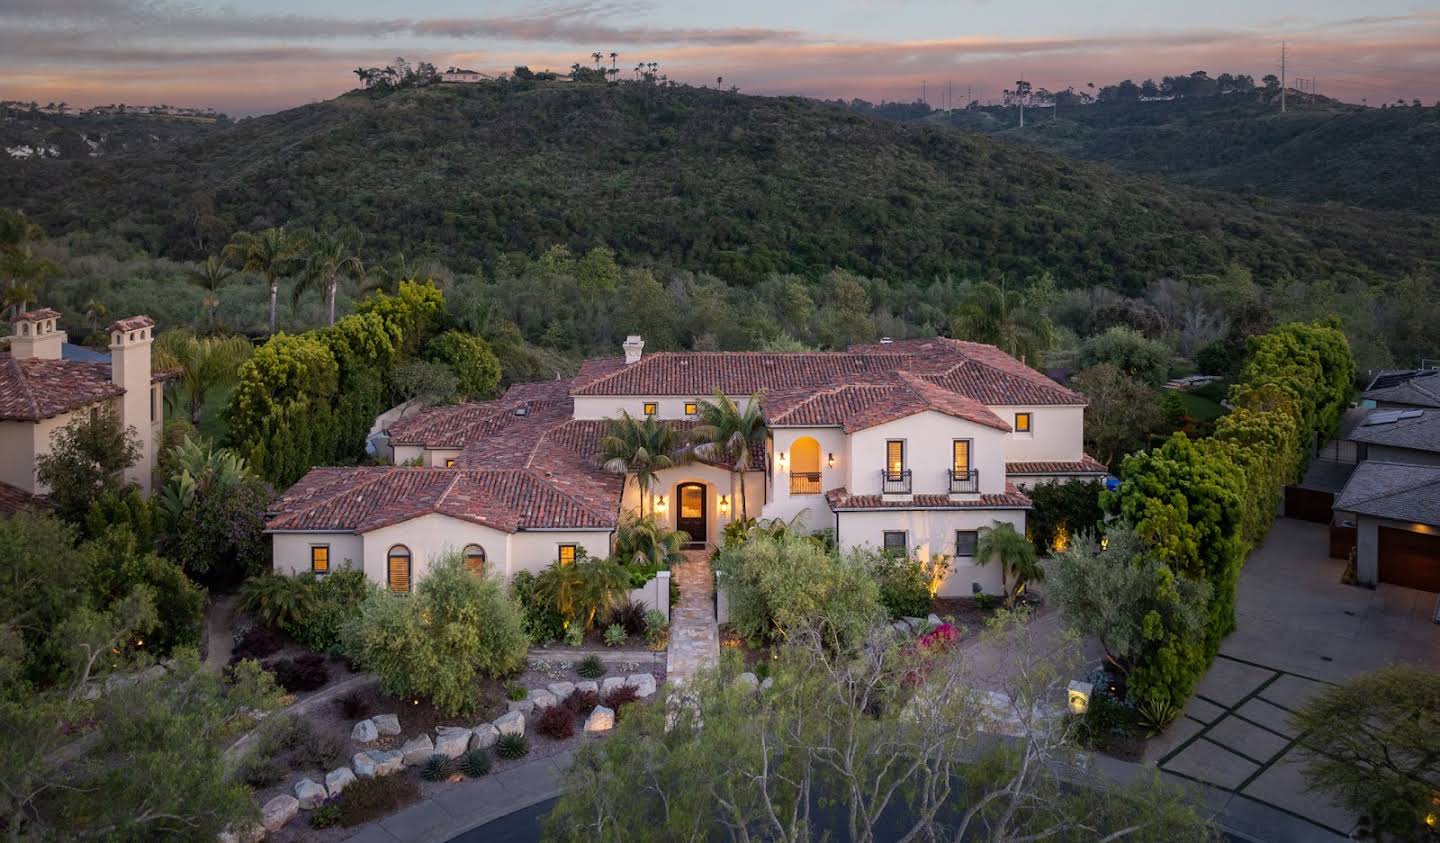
[[665, 549, 718, 684], [203, 593, 238, 672]]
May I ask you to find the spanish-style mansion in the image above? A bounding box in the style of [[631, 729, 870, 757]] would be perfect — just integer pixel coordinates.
[[267, 336, 1105, 596]]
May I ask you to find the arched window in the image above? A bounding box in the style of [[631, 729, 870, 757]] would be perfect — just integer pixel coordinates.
[[463, 544, 486, 575], [788, 435, 822, 495], [387, 545, 412, 593]]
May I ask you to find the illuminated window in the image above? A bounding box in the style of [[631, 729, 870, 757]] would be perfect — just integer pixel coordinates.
[[387, 545, 411, 593], [444, 458, 456, 468], [1014, 412, 1032, 433], [883, 531, 908, 555], [310, 545, 330, 574], [558, 544, 577, 565], [952, 439, 971, 474], [684, 402, 698, 415], [955, 530, 979, 557], [463, 544, 486, 575], [885, 440, 906, 479], [643, 402, 658, 416]]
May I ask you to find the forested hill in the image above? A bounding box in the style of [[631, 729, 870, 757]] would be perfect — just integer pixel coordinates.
[[931, 98, 1440, 215], [3, 81, 1438, 291]]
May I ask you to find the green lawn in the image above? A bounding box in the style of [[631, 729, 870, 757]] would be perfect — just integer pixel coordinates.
[[165, 384, 233, 442], [1174, 390, 1225, 422]]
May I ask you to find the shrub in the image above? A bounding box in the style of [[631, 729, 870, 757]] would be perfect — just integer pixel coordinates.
[[231, 625, 284, 661], [860, 549, 936, 620], [287, 569, 374, 653], [344, 554, 529, 715], [509, 569, 565, 644], [601, 684, 639, 712], [335, 773, 421, 827], [537, 704, 577, 739], [505, 684, 528, 701], [643, 610, 669, 648], [603, 624, 626, 647], [495, 733, 530, 760], [576, 655, 605, 679], [425, 330, 501, 399], [460, 749, 492, 777], [333, 689, 371, 720], [564, 688, 599, 715], [254, 714, 312, 757], [309, 800, 342, 829], [604, 599, 647, 637], [269, 653, 330, 693], [532, 554, 630, 632], [1076, 326, 1170, 387], [237, 752, 287, 788], [296, 728, 347, 771], [239, 573, 317, 632], [420, 754, 454, 782], [563, 625, 584, 647], [1026, 480, 1106, 557]]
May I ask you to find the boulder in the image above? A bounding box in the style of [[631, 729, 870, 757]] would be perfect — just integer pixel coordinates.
[[400, 734, 435, 766], [507, 698, 534, 716], [547, 681, 576, 700], [350, 718, 378, 743], [528, 688, 559, 710], [217, 823, 264, 843], [734, 672, 759, 692], [325, 766, 356, 797], [292, 778, 326, 810], [760, 677, 774, 692], [261, 794, 299, 833], [371, 713, 401, 736], [494, 710, 525, 737], [372, 750, 403, 776], [902, 617, 924, 632], [584, 705, 615, 733], [926, 613, 943, 629], [352, 752, 377, 778], [600, 676, 627, 696], [627, 673, 657, 698], [576, 680, 599, 695], [434, 726, 470, 759], [469, 722, 499, 750], [890, 621, 910, 638]]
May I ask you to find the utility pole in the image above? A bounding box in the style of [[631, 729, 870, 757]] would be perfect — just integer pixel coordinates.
[[1279, 42, 1287, 113]]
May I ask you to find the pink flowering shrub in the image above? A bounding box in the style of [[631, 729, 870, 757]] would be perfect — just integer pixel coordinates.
[[917, 622, 959, 652]]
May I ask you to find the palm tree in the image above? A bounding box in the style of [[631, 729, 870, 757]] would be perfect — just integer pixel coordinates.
[[690, 389, 766, 522], [362, 252, 413, 296], [295, 228, 364, 326], [598, 413, 687, 516], [614, 512, 688, 567], [187, 255, 234, 293], [974, 521, 1043, 607], [0, 208, 56, 318], [948, 278, 1055, 368], [152, 330, 254, 425], [82, 299, 109, 332], [223, 227, 303, 333]]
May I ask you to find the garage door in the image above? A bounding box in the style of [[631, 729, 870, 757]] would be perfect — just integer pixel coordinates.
[[1377, 527, 1440, 592], [1284, 486, 1334, 524]]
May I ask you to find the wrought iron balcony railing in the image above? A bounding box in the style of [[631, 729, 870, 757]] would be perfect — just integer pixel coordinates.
[[881, 469, 912, 494], [789, 472, 821, 496], [948, 468, 980, 494]]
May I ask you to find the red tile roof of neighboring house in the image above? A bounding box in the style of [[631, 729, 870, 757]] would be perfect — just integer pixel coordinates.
[[0, 355, 124, 421], [824, 483, 1033, 511], [1005, 456, 1108, 476], [0, 481, 49, 516], [386, 380, 573, 448]]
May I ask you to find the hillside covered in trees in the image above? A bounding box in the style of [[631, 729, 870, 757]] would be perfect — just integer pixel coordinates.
[[3, 80, 1438, 293]]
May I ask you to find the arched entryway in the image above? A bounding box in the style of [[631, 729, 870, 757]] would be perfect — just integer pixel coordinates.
[[676, 482, 707, 548], [789, 435, 822, 496]]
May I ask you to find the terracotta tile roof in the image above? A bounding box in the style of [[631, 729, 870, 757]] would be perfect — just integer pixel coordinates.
[[0, 354, 124, 421], [765, 371, 1009, 432], [1005, 456, 1109, 475], [0, 481, 49, 516], [107, 315, 155, 333], [10, 308, 60, 323], [570, 337, 1084, 408], [825, 482, 1033, 511], [387, 379, 571, 448]]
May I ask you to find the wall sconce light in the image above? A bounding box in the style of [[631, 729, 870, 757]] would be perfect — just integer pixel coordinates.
[[719, 495, 730, 514], [827, 453, 835, 468], [1067, 680, 1093, 715], [777, 451, 788, 468], [654, 495, 668, 513]]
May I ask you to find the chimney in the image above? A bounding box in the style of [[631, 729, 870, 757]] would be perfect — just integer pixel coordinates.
[[8, 308, 65, 360], [623, 335, 645, 365], [108, 316, 156, 493]]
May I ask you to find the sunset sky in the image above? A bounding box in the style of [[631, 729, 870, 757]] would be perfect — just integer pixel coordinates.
[[4, 1, 1438, 116]]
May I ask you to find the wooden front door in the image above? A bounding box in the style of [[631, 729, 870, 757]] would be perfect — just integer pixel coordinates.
[[676, 483, 707, 547]]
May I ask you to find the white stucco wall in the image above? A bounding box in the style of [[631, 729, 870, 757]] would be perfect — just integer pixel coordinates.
[[835, 507, 1027, 596], [571, 394, 756, 421], [272, 532, 365, 576], [361, 513, 513, 588], [0, 420, 37, 492], [988, 405, 1085, 463], [390, 445, 461, 467], [847, 411, 1009, 496], [509, 530, 613, 577], [767, 426, 849, 527], [621, 463, 764, 545]]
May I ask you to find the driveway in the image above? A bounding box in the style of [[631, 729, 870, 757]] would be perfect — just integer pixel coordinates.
[[1150, 518, 1440, 841]]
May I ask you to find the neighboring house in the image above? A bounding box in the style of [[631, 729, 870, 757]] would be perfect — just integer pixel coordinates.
[[267, 336, 1106, 596], [1334, 462, 1440, 592], [0, 309, 169, 512], [1345, 408, 1440, 467], [1361, 369, 1440, 410], [440, 70, 489, 84]]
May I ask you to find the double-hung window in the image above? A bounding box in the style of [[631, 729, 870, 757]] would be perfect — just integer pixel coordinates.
[[558, 544, 578, 565], [883, 531, 908, 556], [310, 545, 330, 574], [955, 530, 979, 558], [885, 440, 906, 479], [952, 439, 971, 474]]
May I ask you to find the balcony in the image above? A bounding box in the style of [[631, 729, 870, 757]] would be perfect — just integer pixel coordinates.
[[789, 471, 821, 496], [881, 469, 912, 495], [948, 468, 980, 494]]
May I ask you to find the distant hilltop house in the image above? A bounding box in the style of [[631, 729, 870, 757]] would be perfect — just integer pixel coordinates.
[[267, 336, 1105, 595], [441, 69, 491, 84], [0, 309, 174, 513]]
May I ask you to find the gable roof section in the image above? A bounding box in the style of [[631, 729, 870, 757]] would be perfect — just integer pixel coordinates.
[[1334, 461, 1440, 527], [387, 379, 572, 448], [1347, 410, 1440, 454], [0, 355, 124, 421], [1362, 370, 1440, 409], [764, 371, 1009, 432], [0, 481, 49, 516]]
